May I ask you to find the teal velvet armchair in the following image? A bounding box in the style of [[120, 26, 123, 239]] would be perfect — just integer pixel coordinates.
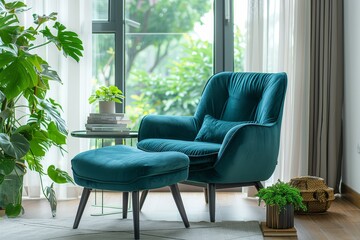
[[137, 72, 287, 222]]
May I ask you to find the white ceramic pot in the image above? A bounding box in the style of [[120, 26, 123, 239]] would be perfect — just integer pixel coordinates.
[[99, 101, 115, 114]]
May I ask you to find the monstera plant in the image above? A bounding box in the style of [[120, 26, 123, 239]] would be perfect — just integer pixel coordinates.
[[0, 1, 83, 217]]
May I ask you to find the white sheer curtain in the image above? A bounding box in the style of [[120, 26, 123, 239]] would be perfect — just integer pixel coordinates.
[[245, 0, 311, 184], [22, 0, 92, 200]]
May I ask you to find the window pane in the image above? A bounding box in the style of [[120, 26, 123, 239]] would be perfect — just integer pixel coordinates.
[[92, 34, 115, 112], [92, 0, 109, 21], [233, 0, 247, 72], [124, 0, 214, 128]]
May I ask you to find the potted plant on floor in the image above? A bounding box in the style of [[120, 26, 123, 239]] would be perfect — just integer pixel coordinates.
[[256, 180, 307, 229], [88, 85, 124, 113], [0, 0, 83, 217]]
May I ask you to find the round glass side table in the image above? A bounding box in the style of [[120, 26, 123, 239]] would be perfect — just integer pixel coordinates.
[[71, 130, 138, 216]]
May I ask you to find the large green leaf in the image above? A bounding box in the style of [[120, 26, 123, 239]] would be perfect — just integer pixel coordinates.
[[38, 98, 67, 135], [39, 64, 61, 83], [0, 157, 15, 175], [0, 14, 17, 30], [5, 203, 22, 217], [48, 122, 66, 145], [0, 47, 17, 68], [0, 108, 12, 122], [29, 130, 50, 157], [5, 1, 28, 14], [0, 133, 30, 159], [47, 165, 74, 184], [0, 14, 19, 44], [16, 26, 36, 47], [24, 153, 44, 174], [0, 54, 38, 100], [40, 22, 83, 62]]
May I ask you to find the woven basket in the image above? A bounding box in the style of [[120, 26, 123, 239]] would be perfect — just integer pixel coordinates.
[[289, 176, 334, 213]]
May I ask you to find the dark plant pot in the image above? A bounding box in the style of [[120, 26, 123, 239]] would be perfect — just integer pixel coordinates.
[[0, 164, 25, 210], [266, 204, 294, 229]]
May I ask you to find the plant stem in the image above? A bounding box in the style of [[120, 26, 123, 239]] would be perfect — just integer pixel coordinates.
[[28, 41, 52, 51], [39, 174, 50, 203], [34, 23, 42, 32]]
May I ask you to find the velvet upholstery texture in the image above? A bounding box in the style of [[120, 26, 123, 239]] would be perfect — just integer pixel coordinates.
[[137, 138, 221, 169], [195, 115, 254, 143], [71, 145, 189, 192], [137, 72, 287, 184]]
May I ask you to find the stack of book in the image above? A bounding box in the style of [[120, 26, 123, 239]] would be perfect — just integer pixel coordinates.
[[85, 113, 131, 132]]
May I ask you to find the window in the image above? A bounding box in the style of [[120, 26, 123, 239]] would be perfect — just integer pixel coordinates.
[[92, 0, 246, 129]]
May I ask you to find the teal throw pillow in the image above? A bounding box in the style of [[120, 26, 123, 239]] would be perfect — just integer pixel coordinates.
[[195, 115, 243, 143]]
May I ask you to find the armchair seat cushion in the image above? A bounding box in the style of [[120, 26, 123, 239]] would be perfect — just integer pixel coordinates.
[[137, 139, 221, 167]]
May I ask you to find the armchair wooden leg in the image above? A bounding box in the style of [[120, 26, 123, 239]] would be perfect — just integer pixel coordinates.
[[73, 188, 92, 229], [203, 187, 209, 204], [208, 184, 216, 222], [122, 192, 129, 219], [132, 191, 140, 240], [254, 181, 264, 191], [169, 184, 190, 228], [140, 190, 149, 210]]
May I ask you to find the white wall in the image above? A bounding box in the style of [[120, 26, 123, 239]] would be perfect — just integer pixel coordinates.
[[344, 0, 360, 194]]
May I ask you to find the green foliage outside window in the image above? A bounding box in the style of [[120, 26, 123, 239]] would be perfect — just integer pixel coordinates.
[[126, 27, 245, 129], [126, 36, 212, 128], [125, 0, 212, 74]]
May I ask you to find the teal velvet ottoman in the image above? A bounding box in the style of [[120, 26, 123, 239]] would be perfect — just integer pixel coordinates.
[[71, 145, 190, 240]]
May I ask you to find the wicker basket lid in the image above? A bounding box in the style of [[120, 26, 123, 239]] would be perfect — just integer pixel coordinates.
[[289, 176, 329, 191]]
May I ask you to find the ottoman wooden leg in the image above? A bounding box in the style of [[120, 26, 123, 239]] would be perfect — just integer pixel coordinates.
[[122, 192, 129, 219], [132, 191, 140, 240], [73, 188, 92, 229], [169, 184, 190, 228]]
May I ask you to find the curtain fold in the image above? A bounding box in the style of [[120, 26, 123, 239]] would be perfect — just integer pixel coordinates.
[[308, 0, 344, 192], [245, 0, 311, 183], [22, 0, 92, 200]]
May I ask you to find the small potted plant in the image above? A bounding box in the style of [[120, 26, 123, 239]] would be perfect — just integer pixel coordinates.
[[88, 85, 124, 113], [256, 180, 307, 229]]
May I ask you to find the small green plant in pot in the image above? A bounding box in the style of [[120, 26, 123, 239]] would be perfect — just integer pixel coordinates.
[[0, 1, 83, 217], [256, 180, 307, 229], [88, 85, 124, 113]]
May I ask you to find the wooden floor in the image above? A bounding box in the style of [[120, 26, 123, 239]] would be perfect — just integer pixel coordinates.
[[21, 189, 360, 240]]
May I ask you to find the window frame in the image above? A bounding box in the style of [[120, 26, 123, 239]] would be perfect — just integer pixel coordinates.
[[92, 0, 235, 112], [93, 0, 125, 112]]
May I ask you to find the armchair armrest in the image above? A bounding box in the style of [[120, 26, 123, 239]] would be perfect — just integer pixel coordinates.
[[213, 122, 281, 182], [138, 115, 198, 141]]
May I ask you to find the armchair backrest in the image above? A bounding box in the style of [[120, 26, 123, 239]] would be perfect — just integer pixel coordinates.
[[194, 72, 287, 126]]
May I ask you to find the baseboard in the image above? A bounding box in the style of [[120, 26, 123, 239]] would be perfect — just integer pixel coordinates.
[[342, 183, 360, 209]]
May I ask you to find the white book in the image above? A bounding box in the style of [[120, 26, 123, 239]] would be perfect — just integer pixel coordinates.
[[85, 123, 128, 128], [87, 117, 131, 124], [89, 113, 125, 118], [86, 126, 131, 132]]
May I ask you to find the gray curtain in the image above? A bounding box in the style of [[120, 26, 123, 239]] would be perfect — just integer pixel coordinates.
[[309, 0, 344, 192]]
